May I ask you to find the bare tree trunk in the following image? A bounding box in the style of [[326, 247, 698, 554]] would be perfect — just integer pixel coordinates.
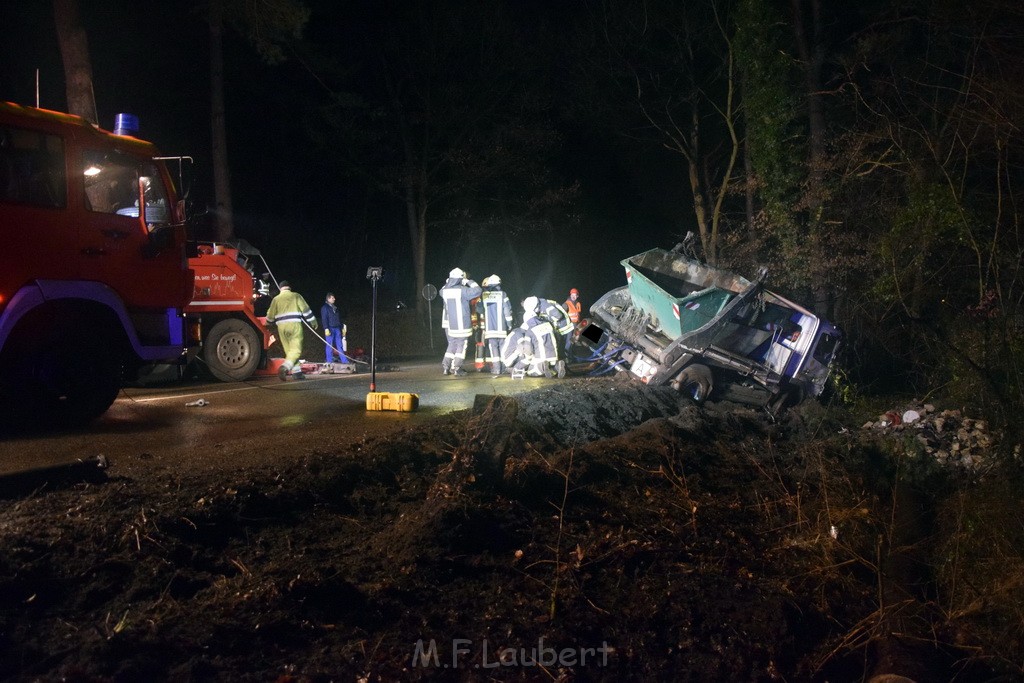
[[741, 72, 756, 237], [52, 0, 97, 123], [743, 140, 756, 236], [791, 0, 826, 213], [791, 0, 830, 314], [209, 14, 235, 242], [415, 194, 428, 315], [686, 106, 713, 264], [405, 183, 427, 317]]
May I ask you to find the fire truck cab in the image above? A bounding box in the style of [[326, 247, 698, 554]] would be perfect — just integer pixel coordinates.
[[0, 101, 193, 427]]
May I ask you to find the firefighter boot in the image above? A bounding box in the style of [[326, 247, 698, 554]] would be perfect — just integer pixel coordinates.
[[451, 360, 468, 377], [277, 361, 291, 381], [441, 360, 451, 376], [556, 359, 567, 379]]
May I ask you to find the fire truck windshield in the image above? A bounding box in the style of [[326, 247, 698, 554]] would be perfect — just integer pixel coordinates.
[[83, 150, 170, 227]]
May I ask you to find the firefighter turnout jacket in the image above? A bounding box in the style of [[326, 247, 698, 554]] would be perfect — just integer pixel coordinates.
[[540, 299, 575, 337], [481, 287, 514, 339], [441, 277, 483, 338]]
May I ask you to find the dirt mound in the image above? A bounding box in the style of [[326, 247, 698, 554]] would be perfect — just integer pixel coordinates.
[[0, 383, 1019, 681]]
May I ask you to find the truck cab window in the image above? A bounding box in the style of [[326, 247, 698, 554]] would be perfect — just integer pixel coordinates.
[[812, 333, 838, 364], [83, 151, 170, 227], [0, 124, 66, 208]]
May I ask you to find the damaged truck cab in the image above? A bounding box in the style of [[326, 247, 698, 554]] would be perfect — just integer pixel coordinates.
[[580, 242, 841, 411]]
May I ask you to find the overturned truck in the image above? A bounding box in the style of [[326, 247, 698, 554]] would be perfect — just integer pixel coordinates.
[[579, 243, 841, 411]]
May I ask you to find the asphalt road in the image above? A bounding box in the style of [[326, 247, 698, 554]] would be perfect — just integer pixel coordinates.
[[0, 360, 554, 480]]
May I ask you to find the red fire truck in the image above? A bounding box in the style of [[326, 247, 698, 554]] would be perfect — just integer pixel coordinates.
[[0, 102, 194, 426], [186, 240, 275, 382]]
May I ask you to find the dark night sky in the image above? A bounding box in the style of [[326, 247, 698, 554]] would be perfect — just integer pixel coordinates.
[[1, 0, 686, 311]]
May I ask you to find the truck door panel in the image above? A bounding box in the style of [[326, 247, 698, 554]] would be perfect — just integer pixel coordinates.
[[79, 150, 182, 308]]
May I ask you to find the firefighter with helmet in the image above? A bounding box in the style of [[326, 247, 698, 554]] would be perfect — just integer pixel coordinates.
[[480, 274, 514, 375], [440, 267, 482, 376], [501, 296, 560, 377], [265, 280, 317, 380], [538, 298, 574, 339], [564, 288, 582, 324]]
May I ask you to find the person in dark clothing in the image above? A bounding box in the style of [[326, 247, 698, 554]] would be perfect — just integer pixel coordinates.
[[320, 292, 348, 364]]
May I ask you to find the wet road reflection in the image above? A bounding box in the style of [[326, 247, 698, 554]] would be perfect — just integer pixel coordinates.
[[0, 361, 553, 478]]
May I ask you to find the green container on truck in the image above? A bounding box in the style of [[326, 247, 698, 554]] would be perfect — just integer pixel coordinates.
[[579, 239, 841, 411]]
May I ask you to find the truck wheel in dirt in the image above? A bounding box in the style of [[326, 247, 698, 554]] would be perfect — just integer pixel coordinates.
[[769, 386, 804, 414], [204, 319, 261, 382], [675, 364, 713, 404]]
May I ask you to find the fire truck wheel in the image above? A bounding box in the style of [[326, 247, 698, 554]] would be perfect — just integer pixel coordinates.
[[0, 315, 121, 427], [204, 319, 261, 382], [676, 363, 713, 404], [64, 329, 123, 424]]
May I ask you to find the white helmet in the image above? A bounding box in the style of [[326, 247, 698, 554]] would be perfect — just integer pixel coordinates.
[[487, 274, 501, 285], [522, 296, 539, 314], [449, 267, 466, 279]]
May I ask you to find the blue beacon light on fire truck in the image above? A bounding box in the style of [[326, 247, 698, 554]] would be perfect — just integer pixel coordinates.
[[113, 113, 139, 137]]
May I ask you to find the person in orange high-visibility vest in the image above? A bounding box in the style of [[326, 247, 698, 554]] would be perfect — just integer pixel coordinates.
[[564, 288, 582, 324], [562, 288, 583, 360]]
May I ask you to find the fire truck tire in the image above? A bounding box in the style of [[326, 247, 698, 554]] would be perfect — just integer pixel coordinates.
[[676, 363, 713, 404], [204, 319, 261, 382], [66, 329, 123, 424], [0, 315, 122, 428]]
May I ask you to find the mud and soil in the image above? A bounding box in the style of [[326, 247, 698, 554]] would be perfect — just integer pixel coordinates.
[[0, 376, 1019, 682]]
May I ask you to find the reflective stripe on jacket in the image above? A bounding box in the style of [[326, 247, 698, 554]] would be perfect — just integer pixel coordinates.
[[565, 299, 582, 323], [540, 299, 574, 336], [523, 316, 558, 363], [266, 289, 316, 328]]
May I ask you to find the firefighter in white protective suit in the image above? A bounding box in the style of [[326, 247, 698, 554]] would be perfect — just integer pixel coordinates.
[[501, 296, 560, 378], [480, 275, 514, 375], [440, 267, 482, 376]]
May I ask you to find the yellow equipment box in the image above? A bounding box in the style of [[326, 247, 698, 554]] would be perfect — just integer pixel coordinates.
[[366, 391, 419, 412]]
